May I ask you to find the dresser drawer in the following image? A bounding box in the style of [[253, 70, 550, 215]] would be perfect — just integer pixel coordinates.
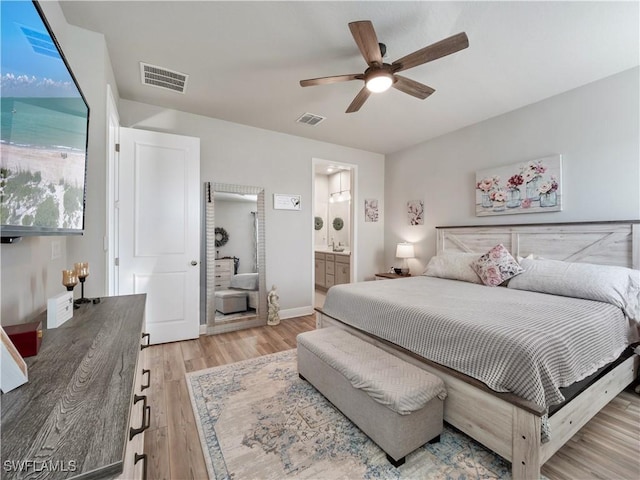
[[335, 254, 350, 264], [214, 260, 233, 272], [214, 267, 231, 289], [326, 261, 335, 275], [214, 258, 233, 290], [325, 274, 335, 288], [117, 348, 150, 480]]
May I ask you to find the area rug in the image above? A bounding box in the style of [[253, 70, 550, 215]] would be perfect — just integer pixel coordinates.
[[186, 349, 514, 480]]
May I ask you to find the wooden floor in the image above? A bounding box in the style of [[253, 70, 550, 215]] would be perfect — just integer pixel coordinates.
[[144, 315, 640, 479]]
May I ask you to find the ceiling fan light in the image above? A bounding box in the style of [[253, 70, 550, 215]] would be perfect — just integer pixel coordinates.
[[366, 73, 393, 93]]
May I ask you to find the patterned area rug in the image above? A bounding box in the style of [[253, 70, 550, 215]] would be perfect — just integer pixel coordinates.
[[186, 349, 513, 479]]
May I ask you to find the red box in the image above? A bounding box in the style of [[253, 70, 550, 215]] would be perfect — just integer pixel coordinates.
[[3, 321, 42, 358]]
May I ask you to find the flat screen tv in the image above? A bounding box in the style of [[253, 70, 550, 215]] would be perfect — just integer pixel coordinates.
[[1, 0, 89, 241]]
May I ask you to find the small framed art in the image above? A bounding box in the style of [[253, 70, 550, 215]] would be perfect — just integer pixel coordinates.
[[273, 194, 301, 211]]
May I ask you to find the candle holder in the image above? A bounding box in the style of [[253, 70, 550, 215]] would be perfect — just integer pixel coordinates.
[[62, 269, 80, 309], [74, 262, 91, 305], [62, 269, 78, 291]]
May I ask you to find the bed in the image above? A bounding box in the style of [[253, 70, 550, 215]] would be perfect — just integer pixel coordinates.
[[230, 272, 259, 309], [316, 221, 639, 479]]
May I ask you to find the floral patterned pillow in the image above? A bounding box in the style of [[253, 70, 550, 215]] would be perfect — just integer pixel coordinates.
[[471, 244, 524, 287]]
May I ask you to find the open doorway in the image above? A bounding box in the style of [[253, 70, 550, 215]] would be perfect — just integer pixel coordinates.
[[312, 159, 357, 310]]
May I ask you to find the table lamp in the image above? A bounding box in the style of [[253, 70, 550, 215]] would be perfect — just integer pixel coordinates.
[[395, 243, 414, 276]]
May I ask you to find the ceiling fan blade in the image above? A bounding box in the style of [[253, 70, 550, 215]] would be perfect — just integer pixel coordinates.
[[346, 87, 371, 113], [300, 74, 363, 87], [348, 20, 382, 67], [393, 75, 435, 99], [392, 32, 469, 72]]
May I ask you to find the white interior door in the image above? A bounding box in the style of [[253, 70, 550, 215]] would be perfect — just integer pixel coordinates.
[[118, 127, 200, 344]]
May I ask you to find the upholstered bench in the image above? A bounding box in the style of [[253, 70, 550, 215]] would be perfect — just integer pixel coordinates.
[[297, 327, 446, 467], [215, 289, 247, 314]]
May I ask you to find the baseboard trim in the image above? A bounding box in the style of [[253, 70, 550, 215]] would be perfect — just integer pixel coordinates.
[[198, 307, 313, 334], [280, 306, 314, 320]]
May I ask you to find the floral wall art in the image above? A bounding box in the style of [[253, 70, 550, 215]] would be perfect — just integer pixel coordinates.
[[407, 200, 424, 225], [475, 155, 562, 216], [364, 199, 379, 222]]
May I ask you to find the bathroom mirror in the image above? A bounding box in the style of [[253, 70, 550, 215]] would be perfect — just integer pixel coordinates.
[[314, 168, 351, 250], [205, 182, 266, 334]]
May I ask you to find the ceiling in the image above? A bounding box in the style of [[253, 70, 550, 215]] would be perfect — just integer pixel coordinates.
[[59, 1, 639, 155]]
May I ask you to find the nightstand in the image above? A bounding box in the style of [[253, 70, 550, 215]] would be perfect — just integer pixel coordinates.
[[375, 273, 412, 280]]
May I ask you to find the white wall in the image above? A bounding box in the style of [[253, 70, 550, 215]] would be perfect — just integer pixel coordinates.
[[1, 2, 119, 325], [314, 175, 329, 247], [118, 100, 386, 313], [385, 68, 640, 274]]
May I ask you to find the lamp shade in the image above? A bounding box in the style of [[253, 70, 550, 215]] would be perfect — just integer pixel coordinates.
[[396, 243, 414, 259]]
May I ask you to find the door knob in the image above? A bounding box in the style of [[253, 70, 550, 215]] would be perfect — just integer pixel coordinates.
[[191, 260, 198, 266]]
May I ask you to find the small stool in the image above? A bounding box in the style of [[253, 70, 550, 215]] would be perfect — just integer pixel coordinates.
[[215, 289, 247, 314]]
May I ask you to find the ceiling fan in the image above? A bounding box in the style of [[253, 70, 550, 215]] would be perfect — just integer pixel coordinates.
[[300, 20, 469, 113]]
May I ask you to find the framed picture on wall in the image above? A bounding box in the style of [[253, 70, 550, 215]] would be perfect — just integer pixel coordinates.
[[407, 200, 424, 225], [475, 155, 562, 216], [364, 199, 379, 222], [273, 194, 301, 211]]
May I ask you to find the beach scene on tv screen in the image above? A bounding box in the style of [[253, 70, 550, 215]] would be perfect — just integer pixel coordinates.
[[1, 1, 88, 231]]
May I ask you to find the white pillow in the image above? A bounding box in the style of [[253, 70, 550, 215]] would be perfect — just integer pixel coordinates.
[[516, 253, 543, 263], [423, 252, 483, 284], [508, 258, 640, 322]]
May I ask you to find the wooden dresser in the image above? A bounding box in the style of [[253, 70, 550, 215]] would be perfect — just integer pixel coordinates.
[[1, 294, 150, 479], [213, 258, 234, 289]]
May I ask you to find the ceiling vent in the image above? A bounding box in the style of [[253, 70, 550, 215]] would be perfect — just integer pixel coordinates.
[[296, 112, 326, 126], [140, 62, 188, 94]]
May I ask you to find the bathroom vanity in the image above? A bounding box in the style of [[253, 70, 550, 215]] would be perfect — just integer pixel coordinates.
[[315, 249, 351, 289]]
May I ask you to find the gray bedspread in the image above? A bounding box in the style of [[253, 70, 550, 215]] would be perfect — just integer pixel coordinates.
[[230, 273, 258, 290], [323, 276, 638, 416]]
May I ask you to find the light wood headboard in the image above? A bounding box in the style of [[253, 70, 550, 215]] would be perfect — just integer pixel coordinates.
[[436, 221, 639, 269]]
